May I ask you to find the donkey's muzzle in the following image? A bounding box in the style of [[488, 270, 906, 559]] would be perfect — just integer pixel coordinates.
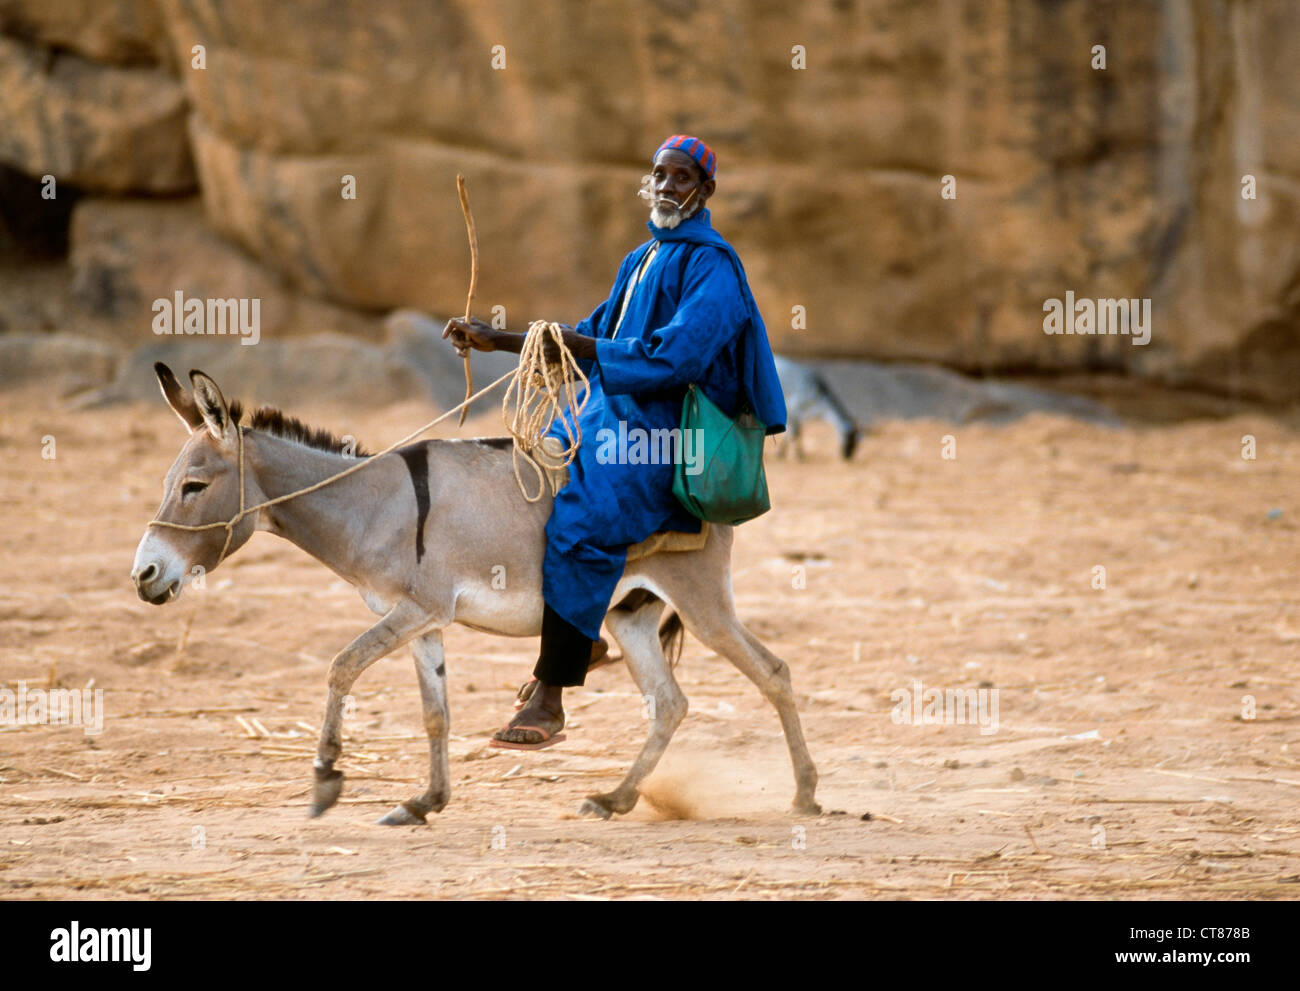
[[132, 562, 178, 605]]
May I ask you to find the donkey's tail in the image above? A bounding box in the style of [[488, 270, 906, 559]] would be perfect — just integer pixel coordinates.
[[659, 610, 685, 667]]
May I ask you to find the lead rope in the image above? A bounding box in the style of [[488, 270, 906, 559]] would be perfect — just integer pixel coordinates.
[[146, 323, 587, 551], [147, 364, 514, 557]]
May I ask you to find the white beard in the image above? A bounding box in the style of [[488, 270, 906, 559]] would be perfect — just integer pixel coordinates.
[[650, 198, 701, 229], [650, 204, 683, 229]]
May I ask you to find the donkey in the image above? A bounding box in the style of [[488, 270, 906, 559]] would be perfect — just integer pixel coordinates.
[[131, 364, 820, 824], [773, 355, 860, 461]]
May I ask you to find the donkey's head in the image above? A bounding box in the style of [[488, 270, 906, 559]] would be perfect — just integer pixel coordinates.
[[131, 363, 260, 604]]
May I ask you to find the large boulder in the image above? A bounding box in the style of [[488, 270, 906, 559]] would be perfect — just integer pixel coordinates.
[[92, 334, 428, 409], [68, 197, 381, 342], [0, 333, 118, 395], [0, 34, 192, 193], [805, 357, 1121, 427], [0, 0, 172, 66], [383, 309, 520, 410]]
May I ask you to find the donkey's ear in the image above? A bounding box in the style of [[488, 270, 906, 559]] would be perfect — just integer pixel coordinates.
[[155, 362, 203, 433], [188, 369, 236, 444]]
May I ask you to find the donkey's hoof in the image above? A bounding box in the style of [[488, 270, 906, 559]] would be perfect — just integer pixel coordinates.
[[377, 803, 427, 827], [309, 768, 344, 818], [578, 797, 613, 820], [792, 798, 822, 817]]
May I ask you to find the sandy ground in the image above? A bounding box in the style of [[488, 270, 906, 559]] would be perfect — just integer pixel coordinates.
[[1, 383, 1298, 900]]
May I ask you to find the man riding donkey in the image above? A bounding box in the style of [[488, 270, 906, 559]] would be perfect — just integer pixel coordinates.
[[444, 135, 786, 750]]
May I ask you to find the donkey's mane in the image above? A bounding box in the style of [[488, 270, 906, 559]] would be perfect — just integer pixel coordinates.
[[227, 400, 371, 457]]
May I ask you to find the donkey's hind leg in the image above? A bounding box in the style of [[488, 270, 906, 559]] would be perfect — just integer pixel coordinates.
[[578, 594, 686, 820], [676, 600, 821, 815], [379, 630, 450, 825]]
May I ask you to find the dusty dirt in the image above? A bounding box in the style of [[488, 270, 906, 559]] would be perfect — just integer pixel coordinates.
[[1, 384, 1298, 900]]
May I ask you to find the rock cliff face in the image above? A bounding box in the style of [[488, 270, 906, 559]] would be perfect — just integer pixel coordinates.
[[1, 1, 1297, 400]]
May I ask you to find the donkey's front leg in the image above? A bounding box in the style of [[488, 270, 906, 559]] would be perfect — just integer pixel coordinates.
[[378, 630, 449, 826], [310, 601, 431, 818]]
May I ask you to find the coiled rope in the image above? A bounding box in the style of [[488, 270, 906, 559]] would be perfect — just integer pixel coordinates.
[[503, 319, 589, 502]]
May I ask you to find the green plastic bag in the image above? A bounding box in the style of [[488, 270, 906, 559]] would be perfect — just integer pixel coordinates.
[[672, 383, 771, 525]]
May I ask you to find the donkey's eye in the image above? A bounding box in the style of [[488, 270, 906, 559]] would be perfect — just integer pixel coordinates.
[[181, 481, 208, 498]]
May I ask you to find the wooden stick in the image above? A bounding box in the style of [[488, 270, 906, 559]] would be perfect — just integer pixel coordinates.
[[456, 174, 478, 427]]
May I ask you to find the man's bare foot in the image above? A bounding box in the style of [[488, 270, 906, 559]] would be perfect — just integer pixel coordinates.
[[494, 681, 566, 747]]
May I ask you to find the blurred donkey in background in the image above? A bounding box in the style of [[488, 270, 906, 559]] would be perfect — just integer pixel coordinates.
[[773, 355, 860, 461]]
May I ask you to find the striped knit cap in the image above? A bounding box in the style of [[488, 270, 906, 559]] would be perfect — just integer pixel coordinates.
[[655, 135, 717, 179]]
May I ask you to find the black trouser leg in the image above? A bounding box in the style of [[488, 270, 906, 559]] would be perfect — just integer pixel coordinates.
[[532, 602, 594, 688]]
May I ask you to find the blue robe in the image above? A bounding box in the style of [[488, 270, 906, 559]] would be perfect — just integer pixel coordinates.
[[542, 208, 786, 640]]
